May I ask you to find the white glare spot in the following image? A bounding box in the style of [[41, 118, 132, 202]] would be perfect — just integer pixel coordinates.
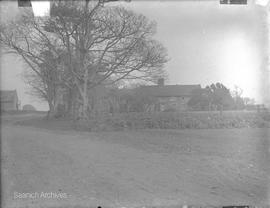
[[31, 1, 50, 17], [255, 0, 270, 6]]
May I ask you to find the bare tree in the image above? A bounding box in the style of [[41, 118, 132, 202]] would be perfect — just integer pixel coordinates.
[[21, 49, 63, 117], [46, 2, 168, 118], [0, 1, 168, 119]]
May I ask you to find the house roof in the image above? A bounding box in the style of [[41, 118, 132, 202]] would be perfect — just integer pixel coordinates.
[[0, 90, 18, 102], [137, 84, 201, 97]]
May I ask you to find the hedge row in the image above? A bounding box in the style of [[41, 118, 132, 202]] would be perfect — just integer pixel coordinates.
[[76, 111, 270, 131]]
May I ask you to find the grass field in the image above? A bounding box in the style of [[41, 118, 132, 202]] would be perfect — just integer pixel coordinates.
[[1, 113, 269, 207]]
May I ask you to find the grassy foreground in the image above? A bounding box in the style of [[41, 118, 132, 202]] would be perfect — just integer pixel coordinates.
[[1, 124, 269, 207]]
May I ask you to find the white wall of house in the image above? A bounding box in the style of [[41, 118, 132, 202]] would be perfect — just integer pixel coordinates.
[[158, 96, 191, 111]]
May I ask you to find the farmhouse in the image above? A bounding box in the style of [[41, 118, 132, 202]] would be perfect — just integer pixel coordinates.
[[138, 79, 201, 112], [0, 90, 19, 111], [54, 79, 201, 116]]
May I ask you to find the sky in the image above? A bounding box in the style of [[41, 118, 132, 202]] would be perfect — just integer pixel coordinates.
[[0, 0, 269, 110]]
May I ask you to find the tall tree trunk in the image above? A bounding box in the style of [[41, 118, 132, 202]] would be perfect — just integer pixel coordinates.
[[67, 87, 75, 118], [46, 100, 55, 119], [82, 68, 89, 119]]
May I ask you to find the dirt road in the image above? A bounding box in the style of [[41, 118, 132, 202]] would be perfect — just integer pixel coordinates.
[[1, 121, 269, 207]]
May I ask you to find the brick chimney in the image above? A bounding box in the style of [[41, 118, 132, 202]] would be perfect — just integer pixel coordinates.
[[157, 78, 164, 86]]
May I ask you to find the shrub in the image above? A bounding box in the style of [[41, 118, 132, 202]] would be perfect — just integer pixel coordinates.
[[82, 110, 270, 131]]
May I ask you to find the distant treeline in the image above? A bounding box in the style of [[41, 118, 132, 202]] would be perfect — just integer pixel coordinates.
[[187, 83, 257, 111]]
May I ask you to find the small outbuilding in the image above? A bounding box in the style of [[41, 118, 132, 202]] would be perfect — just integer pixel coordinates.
[[22, 104, 36, 111], [0, 90, 19, 111]]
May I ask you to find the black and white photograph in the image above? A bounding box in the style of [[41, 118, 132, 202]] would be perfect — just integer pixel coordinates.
[[0, 0, 269, 207]]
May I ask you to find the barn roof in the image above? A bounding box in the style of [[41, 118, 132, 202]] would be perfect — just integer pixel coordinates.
[[138, 84, 201, 97], [0, 90, 18, 102]]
